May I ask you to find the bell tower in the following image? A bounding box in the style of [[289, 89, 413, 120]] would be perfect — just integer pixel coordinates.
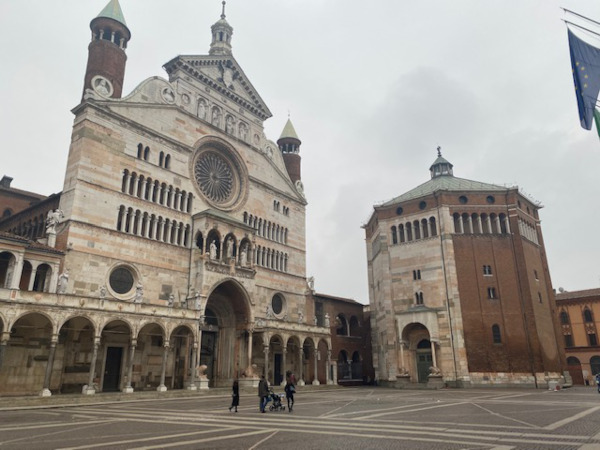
[[277, 118, 302, 184], [82, 0, 131, 99]]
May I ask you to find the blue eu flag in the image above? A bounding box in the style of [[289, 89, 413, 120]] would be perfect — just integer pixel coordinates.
[[568, 30, 600, 130]]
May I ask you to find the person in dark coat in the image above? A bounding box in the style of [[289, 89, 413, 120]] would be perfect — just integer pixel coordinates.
[[258, 375, 269, 413], [284, 370, 295, 412], [229, 380, 239, 412]]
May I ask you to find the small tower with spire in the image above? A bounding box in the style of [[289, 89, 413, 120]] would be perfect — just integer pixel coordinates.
[[429, 146, 454, 178], [82, 0, 131, 99], [209, 1, 234, 56], [277, 117, 302, 183]]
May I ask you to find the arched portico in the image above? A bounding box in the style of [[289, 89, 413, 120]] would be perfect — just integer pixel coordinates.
[[201, 279, 252, 387], [400, 322, 439, 383], [100, 320, 131, 392], [58, 316, 96, 394]]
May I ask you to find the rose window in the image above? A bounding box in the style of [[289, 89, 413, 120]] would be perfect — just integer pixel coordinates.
[[194, 152, 234, 203], [191, 143, 247, 211]]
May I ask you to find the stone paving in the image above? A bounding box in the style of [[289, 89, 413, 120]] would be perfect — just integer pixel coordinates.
[[1, 386, 600, 449]]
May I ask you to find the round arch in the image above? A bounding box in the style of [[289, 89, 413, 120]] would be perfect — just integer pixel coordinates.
[[58, 316, 96, 393]]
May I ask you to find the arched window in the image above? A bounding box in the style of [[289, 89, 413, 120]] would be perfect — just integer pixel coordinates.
[[429, 217, 437, 236], [391, 226, 397, 244], [137, 143, 143, 158], [165, 154, 171, 169], [159, 151, 165, 167], [560, 311, 570, 325], [415, 292, 424, 305], [144, 146, 150, 160], [492, 324, 502, 344], [584, 309, 594, 323], [591, 356, 600, 375]]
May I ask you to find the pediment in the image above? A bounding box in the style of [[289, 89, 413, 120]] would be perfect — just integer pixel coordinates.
[[163, 55, 272, 121]]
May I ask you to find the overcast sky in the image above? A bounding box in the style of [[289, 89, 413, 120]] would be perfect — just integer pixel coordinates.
[[2, 1, 600, 303]]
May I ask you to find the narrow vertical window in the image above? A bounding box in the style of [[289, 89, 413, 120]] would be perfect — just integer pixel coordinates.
[[492, 324, 502, 344]]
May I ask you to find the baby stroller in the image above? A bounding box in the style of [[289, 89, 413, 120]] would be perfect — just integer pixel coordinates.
[[267, 389, 286, 411]]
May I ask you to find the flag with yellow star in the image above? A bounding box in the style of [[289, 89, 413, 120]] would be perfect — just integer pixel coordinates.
[[568, 30, 600, 130]]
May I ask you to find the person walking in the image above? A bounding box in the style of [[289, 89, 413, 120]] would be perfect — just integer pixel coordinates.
[[258, 375, 269, 413], [229, 380, 239, 412], [284, 373, 295, 412]]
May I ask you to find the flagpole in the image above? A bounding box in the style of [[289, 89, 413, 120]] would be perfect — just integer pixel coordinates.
[[562, 7, 600, 28], [563, 20, 600, 39]]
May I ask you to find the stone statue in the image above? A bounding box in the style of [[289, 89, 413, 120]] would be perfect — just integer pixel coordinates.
[[226, 116, 234, 135], [162, 88, 175, 103], [196, 364, 208, 380], [242, 363, 258, 378], [240, 246, 247, 266], [57, 269, 69, 294], [45, 209, 63, 234], [397, 367, 409, 376], [324, 313, 330, 327], [307, 276, 315, 291], [429, 366, 442, 376], [211, 108, 220, 126], [239, 123, 248, 141], [266, 304, 273, 319], [134, 282, 143, 304], [94, 77, 110, 96], [226, 238, 233, 259], [298, 311, 304, 324], [210, 241, 217, 260], [314, 316, 318, 326], [198, 99, 207, 119], [99, 285, 107, 299], [168, 293, 174, 307]]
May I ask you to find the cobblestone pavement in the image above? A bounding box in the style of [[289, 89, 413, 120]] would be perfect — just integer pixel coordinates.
[[2, 386, 600, 449]]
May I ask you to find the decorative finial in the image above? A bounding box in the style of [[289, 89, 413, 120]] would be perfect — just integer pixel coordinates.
[[221, 1, 226, 19], [437, 146, 442, 157], [288, 109, 291, 119]]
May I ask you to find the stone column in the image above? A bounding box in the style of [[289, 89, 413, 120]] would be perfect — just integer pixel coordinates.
[[431, 339, 438, 368], [188, 342, 198, 391], [123, 339, 137, 393], [40, 335, 58, 397], [124, 172, 131, 195], [281, 348, 287, 386], [175, 192, 182, 211], [399, 340, 406, 371], [313, 347, 320, 385], [0, 331, 10, 370], [494, 216, 501, 234], [10, 253, 24, 289], [142, 216, 150, 237], [505, 216, 511, 233], [84, 338, 100, 395], [48, 263, 59, 294], [458, 217, 464, 234], [27, 267, 38, 291], [298, 348, 305, 386], [157, 342, 169, 392], [263, 345, 270, 382], [327, 349, 333, 385], [467, 216, 473, 234], [140, 179, 148, 199], [246, 329, 253, 369]]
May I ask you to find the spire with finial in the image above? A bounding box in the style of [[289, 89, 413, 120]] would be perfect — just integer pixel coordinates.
[[278, 116, 302, 183], [429, 146, 453, 178], [209, 1, 234, 56]]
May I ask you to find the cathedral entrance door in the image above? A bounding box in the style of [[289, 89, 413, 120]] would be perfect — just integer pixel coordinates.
[[274, 353, 283, 385], [416, 339, 432, 383], [103, 347, 123, 392], [200, 331, 217, 386]]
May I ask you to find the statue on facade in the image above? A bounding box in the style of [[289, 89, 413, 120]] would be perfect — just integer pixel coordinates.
[[210, 241, 217, 260], [240, 246, 248, 267], [298, 311, 304, 324], [307, 276, 315, 292], [211, 108, 220, 126], [57, 269, 69, 294], [196, 364, 208, 380], [226, 116, 234, 135], [168, 293, 174, 307], [266, 305, 273, 319], [226, 238, 233, 259], [134, 283, 143, 303], [239, 123, 248, 141], [45, 209, 63, 234], [99, 285, 107, 299], [198, 99, 207, 119], [324, 313, 330, 327]]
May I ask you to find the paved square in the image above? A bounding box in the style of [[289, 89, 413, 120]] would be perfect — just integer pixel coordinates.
[[1, 386, 600, 449]]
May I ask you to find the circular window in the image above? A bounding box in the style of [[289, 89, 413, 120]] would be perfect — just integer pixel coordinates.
[[459, 195, 468, 204], [419, 201, 427, 210], [486, 195, 495, 204], [271, 293, 285, 316], [192, 140, 248, 211], [109, 266, 135, 295], [396, 207, 403, 215]]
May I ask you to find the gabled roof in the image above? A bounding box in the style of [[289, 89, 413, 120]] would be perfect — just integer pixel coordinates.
[[162, 55, 272, 121], [379, 175, 509, 207]]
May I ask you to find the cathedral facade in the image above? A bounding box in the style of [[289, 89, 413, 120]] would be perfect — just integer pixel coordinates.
[[364, 152, 567, 388], [0, 1, 346, 395]]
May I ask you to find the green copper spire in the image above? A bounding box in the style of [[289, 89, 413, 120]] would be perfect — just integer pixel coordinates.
[[97, 0, 127, 27], [279, 118, 299, 140]]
